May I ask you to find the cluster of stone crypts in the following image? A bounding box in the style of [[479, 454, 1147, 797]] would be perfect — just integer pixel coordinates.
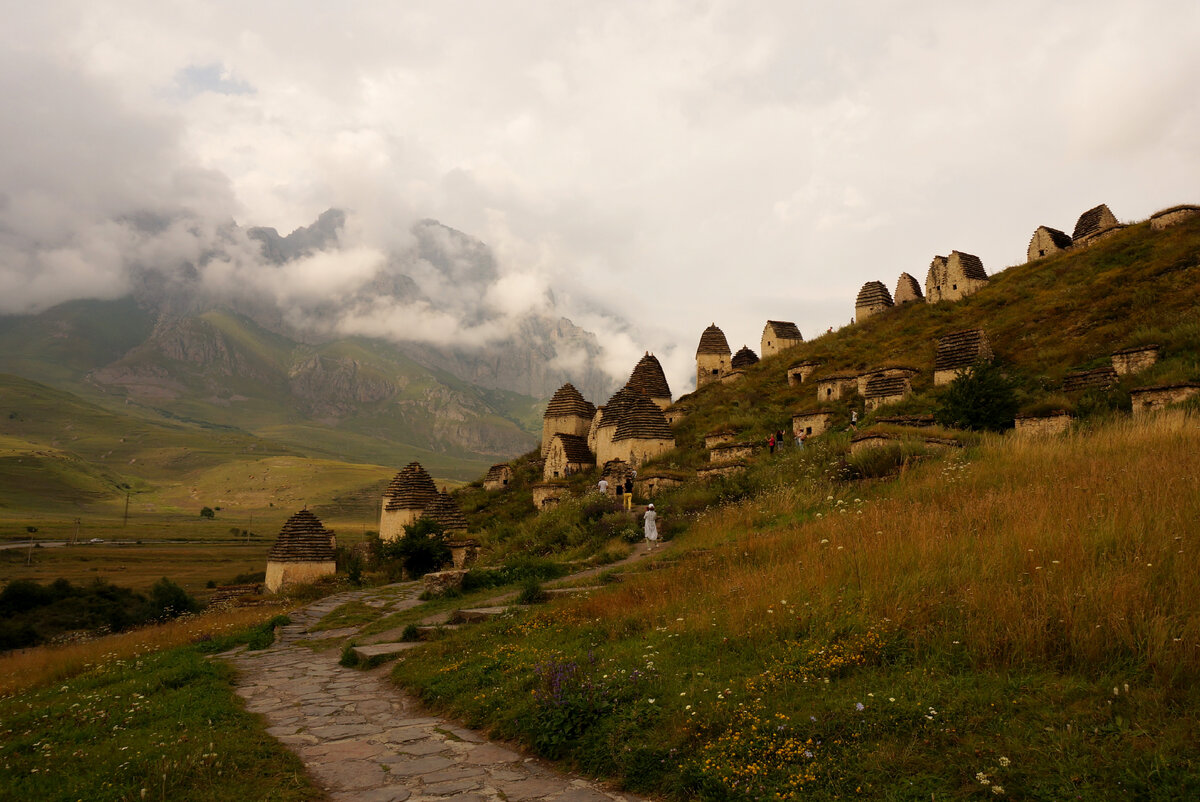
[[854, 251, 987, 323], [1062, 366, 1118, 393], [524, 351, 678, 505], [265, 509, 337, 593], [1027, 202, 1128, 261]]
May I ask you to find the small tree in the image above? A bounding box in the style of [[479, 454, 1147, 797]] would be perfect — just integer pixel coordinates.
[[149, 577, 201, 618], [935, 361, 1019, 432], [382, 518, 451, 578], [199, 506, 215, 519]]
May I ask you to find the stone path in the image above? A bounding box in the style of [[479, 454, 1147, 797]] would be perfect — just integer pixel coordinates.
[[228, 571, 653, 801]]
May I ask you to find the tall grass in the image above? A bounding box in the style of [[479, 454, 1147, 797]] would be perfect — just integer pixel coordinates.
[[575, 412, 1200, 683], [0, 602, 290, 696]]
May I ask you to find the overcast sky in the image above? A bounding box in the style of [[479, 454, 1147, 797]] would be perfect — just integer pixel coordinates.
[[2, 1, 1199, 394]]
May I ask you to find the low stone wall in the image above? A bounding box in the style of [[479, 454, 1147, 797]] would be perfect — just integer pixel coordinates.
[[792, 411, 834, 439], [1014, 414, 1073, 436], [787, 362, 821, 386], [697, 462, 746, 481], [849, 434, 895, 455], [664, 406, 689, 425], [704, 431, 736, 449], [424, 569, 467, 595], [1111, 346, 1159, 376], [448, 540, 479, 570], [635, 474, 687, 498], [710, 443, 755, 464], [1131, 384, 1200, 415], [719, 369, 745, 385], [1150, 206, 1199, 231], [265, 560, 337, 594], [531, 483, 569, 509], [815, 375, 857, 401]]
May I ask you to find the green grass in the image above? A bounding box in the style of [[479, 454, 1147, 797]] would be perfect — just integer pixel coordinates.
[[390, 413, 1200, 800], [0, 644, 321, 802]]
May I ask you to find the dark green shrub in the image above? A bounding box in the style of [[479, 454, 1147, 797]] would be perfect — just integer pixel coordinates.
[[935, 361, 1019, 432], [381, 518, 451, 578], [149, 577, 200, 618], [518, 579, 548, 605]]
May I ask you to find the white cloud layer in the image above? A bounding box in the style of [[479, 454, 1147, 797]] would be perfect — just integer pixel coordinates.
[[2, 1, 1199, 395]]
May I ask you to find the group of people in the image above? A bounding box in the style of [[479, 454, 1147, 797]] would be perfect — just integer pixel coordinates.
[[597, 474, 658, 543]]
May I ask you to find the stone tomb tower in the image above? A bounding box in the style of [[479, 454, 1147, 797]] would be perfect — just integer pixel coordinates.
[[625, 352, 672, 410], [380, 462, 439, 542], [611, 395, 676, 468], [760, 321, 804, 358], [696, 324, 732, 388], [592, 386, 636, 465], [855, 281, 894, 322], [265, 509, 337, 593], [543, 433, 595, 480], [1027, 226, 1072, 261], [540, 383, 596, 457], [893, 273, 924, 305], [925, 251, 988, 303], [421, 490, 468, 536]]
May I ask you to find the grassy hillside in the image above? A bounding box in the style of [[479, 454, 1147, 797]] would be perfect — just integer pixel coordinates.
[[385, 217, 1200, 799]]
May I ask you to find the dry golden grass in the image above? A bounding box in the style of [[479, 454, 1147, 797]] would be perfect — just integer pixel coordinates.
[[579, 411, 1200, 682], [0, 602, 291, 696]]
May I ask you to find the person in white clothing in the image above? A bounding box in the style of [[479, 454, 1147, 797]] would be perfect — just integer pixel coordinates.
[[643, 503, 658, 542], [597, 478, 608, 494]]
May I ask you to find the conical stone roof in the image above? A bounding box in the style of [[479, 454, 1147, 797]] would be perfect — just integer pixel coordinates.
[[421, 490, 468, 533], [383, 462, 439, 511], [268, 509, 336, 563], [856, 281, 894, 308], [613, 395, 674, 442], [696, 324, 731, 356], [626, 352, 671, 400], [544, 383, 596, 419], [597, 386, 636, 429], [731, 346, 759, 369]]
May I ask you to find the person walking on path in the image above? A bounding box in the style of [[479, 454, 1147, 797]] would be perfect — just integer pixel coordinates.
[[623, 475, 634, 510], [597, 477, 608, 494], [644, 503, 658, 543], [614, 481, 624, 509]]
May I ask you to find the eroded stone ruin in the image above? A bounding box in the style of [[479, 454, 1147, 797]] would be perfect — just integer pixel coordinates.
[[925, 251, 988, 303], [1149, 205, 1200, 231], [1027, 225, 1073, 261], [482, 463, 512, 491], [1111, 345, 1160, 376], [1072, 203, 1122, 246], [894, 273, 924, 305], [1062, 366, 1118, 393]]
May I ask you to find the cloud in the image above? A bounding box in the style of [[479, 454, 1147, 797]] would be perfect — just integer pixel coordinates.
[[1, 1, 1199, 397]]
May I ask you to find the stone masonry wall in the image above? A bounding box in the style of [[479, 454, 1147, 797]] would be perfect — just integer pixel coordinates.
[[265, 560, 337, 593]]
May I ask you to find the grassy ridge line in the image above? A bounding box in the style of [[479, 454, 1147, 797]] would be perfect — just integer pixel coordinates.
[[392, 413, 1200, 799]]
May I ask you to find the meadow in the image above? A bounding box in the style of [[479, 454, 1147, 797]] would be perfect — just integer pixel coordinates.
[[392, 412, 1200, 800]]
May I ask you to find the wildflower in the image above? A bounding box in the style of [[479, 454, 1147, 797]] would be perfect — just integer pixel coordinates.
[[976, 771, 991, 785], [648, 698, 656, 704], [992, 787, 1005, 795], [854, 702, 864, 711], [888, 697, 895, 702], [998, 756, 1010, 767]]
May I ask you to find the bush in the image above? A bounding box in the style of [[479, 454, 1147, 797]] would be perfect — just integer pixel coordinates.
[[149, 577, 200, 618], [381, 518, 452, 578], [935, 361, 1019, 432], [518, 578, 549, 605], [199, 506, 215, 519]]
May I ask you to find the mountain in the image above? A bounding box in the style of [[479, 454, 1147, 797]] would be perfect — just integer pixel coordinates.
[[0, 214, 620, 480]]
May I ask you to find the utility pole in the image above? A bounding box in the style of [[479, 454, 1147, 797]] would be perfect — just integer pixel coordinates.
[[122, 491, 130, 528], [73, 518, 80, 545]]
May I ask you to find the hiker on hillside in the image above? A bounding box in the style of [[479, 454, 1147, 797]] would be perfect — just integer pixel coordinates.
[[850, 410, 858, 430], [768, 433, 776, 454], [614, 480, 624, 509], [597, 478, 608, 494], [797, 431, 806, 449], [623, 475, 634, 510], [644, 503, 658, 543], [775, 429, 785, 450]]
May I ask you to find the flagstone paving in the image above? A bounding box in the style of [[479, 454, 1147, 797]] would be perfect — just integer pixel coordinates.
[[228, 579, 649, 801]]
